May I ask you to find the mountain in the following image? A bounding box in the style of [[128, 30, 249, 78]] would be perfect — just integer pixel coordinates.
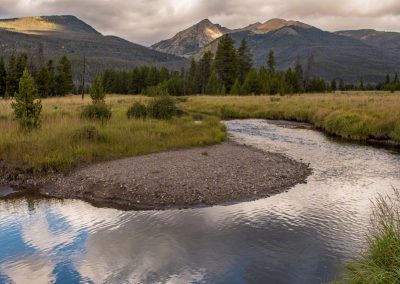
[[0, 15, 187, 80], [246, 18, 313, 34], [151, 19, 230, 56], [154, 18, 400, 83], [335, 29, 400, 51]]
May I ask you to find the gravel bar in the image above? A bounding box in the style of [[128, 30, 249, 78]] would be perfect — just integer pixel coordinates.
[[39, 142, 311, 210]]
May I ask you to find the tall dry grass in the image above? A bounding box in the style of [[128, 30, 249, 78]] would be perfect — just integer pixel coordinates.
[[183, 92, 400, 142], [0, 95, 226, 173]]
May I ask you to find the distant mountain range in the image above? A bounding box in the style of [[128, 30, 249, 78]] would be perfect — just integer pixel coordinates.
[[152, 18, 400, 83], [0, 15, 399, 83], [0, 15, 186, 80]]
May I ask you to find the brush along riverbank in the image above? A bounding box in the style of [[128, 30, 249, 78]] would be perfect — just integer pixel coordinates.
[[183, 92, 400, 145]]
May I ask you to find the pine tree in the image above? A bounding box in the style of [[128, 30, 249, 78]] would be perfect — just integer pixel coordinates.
[[242, 69, 262, 95], [16, 54, 28, 79], [12, 69, 42, 130], [215, 34, 238, 91], [47, 60, 56, 96], [199, 51, 213, 94], [35, 67, 50, 97], [238, 39, 253, 84], [267, 50, 276, 74], [294, 58, 304, 93], [0, 57, 7, 97], [6, 53, 18, 96], [339, 79, 345, 91], [331, 80, 337, 92], [230, 79, 241, 95], [206, 70, 222, 95], [187, 58, 199, 94], [55, 56, 73, 96], [90, 73, 106, 103]]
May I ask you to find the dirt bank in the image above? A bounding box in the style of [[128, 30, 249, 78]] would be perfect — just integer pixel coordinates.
[[30, 142, 310, 210]]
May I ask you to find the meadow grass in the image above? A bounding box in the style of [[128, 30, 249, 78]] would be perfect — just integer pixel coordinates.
[[339, 188, 400, 284], [0, 95, 226, 173], [183, 92, 400, 142]]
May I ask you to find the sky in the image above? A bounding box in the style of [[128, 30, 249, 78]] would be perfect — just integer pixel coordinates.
[[0, 0, 400, 46]]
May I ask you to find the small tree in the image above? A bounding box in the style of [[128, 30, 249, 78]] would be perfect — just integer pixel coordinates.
[[90, 73, 106, 103], [12, 69, 42, 130]]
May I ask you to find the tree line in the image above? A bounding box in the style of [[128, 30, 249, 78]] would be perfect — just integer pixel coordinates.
[[0, 53, 74, 98], [1, 35, 399, 98]]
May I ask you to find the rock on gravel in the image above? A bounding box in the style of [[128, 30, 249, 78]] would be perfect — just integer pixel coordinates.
[[42, 142, 312, 210]]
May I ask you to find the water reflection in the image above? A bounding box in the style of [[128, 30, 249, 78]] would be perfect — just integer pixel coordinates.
[[1, 119, 400, 283]]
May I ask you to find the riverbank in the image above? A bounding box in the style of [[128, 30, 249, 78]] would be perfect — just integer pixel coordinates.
[[33, 142, 309, 210], [183, 92, 400, 146]]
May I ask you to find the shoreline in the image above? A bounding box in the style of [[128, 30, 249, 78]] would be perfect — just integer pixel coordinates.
[[0, 142, 312, 210]]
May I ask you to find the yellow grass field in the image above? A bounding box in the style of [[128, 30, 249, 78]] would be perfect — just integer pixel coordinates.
[[1, 91, 399, 173]]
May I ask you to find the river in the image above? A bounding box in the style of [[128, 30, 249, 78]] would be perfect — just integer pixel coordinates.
[[1, 119, 399, 283]]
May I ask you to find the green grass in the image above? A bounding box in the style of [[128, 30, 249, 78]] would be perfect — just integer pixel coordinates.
[[339, 189, 400, 284], [0, 95, 226, 173], [183, 92, 400, 142]]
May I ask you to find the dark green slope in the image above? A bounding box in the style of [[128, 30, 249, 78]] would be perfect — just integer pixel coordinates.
[[0, 15, 187, 79], [203, 25, 400, 83]]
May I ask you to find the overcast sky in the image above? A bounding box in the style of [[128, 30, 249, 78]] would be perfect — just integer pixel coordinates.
[[0, 0, 399, 46]]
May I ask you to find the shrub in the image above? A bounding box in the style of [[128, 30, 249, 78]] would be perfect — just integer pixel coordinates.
[[144, 82, 169, 97], [90, 73, 106, 103], [81, 103, 112, 121], [147, 96, 177, 120], [127, 102, 147, 119]]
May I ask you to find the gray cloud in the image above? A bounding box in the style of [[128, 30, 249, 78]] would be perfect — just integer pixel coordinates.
[[0, 0, 399, 46]]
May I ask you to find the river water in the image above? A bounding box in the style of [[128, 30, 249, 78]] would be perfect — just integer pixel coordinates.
[[1, 119, 400, 284]]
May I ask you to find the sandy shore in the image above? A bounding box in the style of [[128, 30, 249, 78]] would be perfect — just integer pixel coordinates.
[[30, 142, 311, 210]]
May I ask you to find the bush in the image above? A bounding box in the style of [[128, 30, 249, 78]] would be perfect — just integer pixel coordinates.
[[81, 103, 112, 121], [127, 102, 147, 119], [147, 95, 177, 120], [144, 82, 169, 97]]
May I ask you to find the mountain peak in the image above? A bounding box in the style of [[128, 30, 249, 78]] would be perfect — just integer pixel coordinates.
[[251, 18, 313, 34], [151, 19, 230, 56]]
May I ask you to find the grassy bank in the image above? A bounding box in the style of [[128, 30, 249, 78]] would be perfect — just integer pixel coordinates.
[[0, 95, 226, 173], [339, 189, 400, 283], [183, 92, 400, 142]]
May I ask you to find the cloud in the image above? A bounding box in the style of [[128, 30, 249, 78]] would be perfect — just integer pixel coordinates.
[[0, 0, 399, 45]]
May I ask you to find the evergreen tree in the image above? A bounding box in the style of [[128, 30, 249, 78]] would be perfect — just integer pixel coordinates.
[[242, 69, 262, 95], [0, 57, 6, 97], [35, 67, 50, 97], [339, 79, 345, 91], [331, 80, 337, 92], [206, 70, 222, 95], [215, 34, 238, 91], [230, 79, 241, 95], [6, 53, 18, 96], [16, 53, 28, 79], [187, 58, 199, 94], [237, 39, 253, 83], [12, 69, 42, 130], [199, 51, 213, 94], [267, 50, 276, 74], [46, 60, 56, 96], [90, 73, 106, 103], [294, 58, 304, 93], [55, 56, 73, 96]]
